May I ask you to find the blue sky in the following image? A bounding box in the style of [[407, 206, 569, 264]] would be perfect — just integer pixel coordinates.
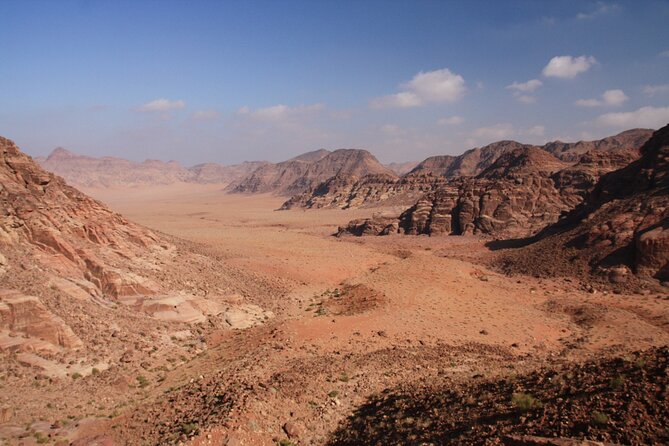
[[1, 0, 668, 164]]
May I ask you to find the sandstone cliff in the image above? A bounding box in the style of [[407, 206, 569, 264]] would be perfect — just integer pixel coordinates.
[[498, 124, 669, 284]]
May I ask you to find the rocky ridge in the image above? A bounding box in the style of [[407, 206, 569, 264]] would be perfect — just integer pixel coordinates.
[[287, 129, 653, 212], [0, 136, 277, 362], [230, 148, 397, 195], [498, 123, 669, 285], [337, 141, 644, 238], [1, 137, 168, 301]]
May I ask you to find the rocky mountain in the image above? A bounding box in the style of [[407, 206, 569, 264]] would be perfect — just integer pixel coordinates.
[[405, 155, 457, 177], [230, 148, 397, 195], [0, 136, 172, 352], [337, 137, 650, 238], [0, 135, 275, 379], [38, 148, 191, 187], [409, 141, 535, 178], [477, 146, 569, 180], [498, 124, 669, 286], [385, 161, 420, 176], [37, 147, 265, 188], [407, 129, 652, 178], [339, 148, 574, 238], [288, 148, 331, 163], [286, 130, 651, 212], [542, 128, 653, 162]]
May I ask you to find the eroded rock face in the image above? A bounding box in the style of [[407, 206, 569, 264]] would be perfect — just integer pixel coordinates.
[[0, 136, 167, 299], [635, 225, 669, 279], [0, 290, 82, 350], [338, 146, 632, 238], [336, 215, 399, 237], [500, 124, 669, 283], [282, 173, 418, 210]]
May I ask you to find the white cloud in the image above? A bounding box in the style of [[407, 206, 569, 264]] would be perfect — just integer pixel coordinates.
[[526, 125, 546, 137], [595, 105, 669, 129], [575, 89, 628, 107], [659, 50, 669, 58], [192, 110, 220, 121], [371, 92, 422, 109], [576, 2, 620, 20], [137, 98, 186, 112], [575, 98, 603, 107], [542, 55, 597, 79], [643, 84, 669, 96], [601, 89, 629, 106], [517, 95, 537, 104], [506, 79, 543, 93], [506, 79, 542, 104], [380, 124, 404, 136], [472, 123, 516, 141], [437, 116, 464, 126], [371, 68, 466, 109], [237, 103, 324, 121]]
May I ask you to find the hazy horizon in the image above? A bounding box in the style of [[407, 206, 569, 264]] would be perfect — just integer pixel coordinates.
[[2, 0, 668, 164], [35, 126, 655, 168]]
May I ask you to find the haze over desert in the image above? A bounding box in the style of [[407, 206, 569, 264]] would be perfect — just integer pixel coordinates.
[[1, 1, 669, 446]]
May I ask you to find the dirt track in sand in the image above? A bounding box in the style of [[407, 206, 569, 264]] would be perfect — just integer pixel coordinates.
[[70, 184, 668, 445]]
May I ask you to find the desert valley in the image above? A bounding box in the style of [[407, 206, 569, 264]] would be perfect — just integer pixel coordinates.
[[2, 1, 669, 445], [1, 123, 668, 445]]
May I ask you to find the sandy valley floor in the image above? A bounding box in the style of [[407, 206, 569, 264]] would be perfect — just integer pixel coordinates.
[[79, 184, 668, 445]]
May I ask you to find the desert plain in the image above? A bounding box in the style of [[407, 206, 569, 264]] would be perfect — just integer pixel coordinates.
[[27, 182, 661, 446]]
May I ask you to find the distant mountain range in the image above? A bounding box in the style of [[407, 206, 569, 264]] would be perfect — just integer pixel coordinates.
[[36, 148, 268, 188], [36, 129, 653, 202]]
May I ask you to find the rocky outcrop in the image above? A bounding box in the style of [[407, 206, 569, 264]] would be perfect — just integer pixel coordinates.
[[337, 142, 649, 238], [551, 148, 640, 201], [232, 148, 397, 195], [0, 290, 82, 350], [336, 215, 399, 237], [499, 124, 669, 283], [281, 173, 423, 210], [0, 136, 167, 300]]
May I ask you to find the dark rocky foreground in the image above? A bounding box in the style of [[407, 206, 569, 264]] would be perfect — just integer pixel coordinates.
[[326, 346, 669, 446]]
